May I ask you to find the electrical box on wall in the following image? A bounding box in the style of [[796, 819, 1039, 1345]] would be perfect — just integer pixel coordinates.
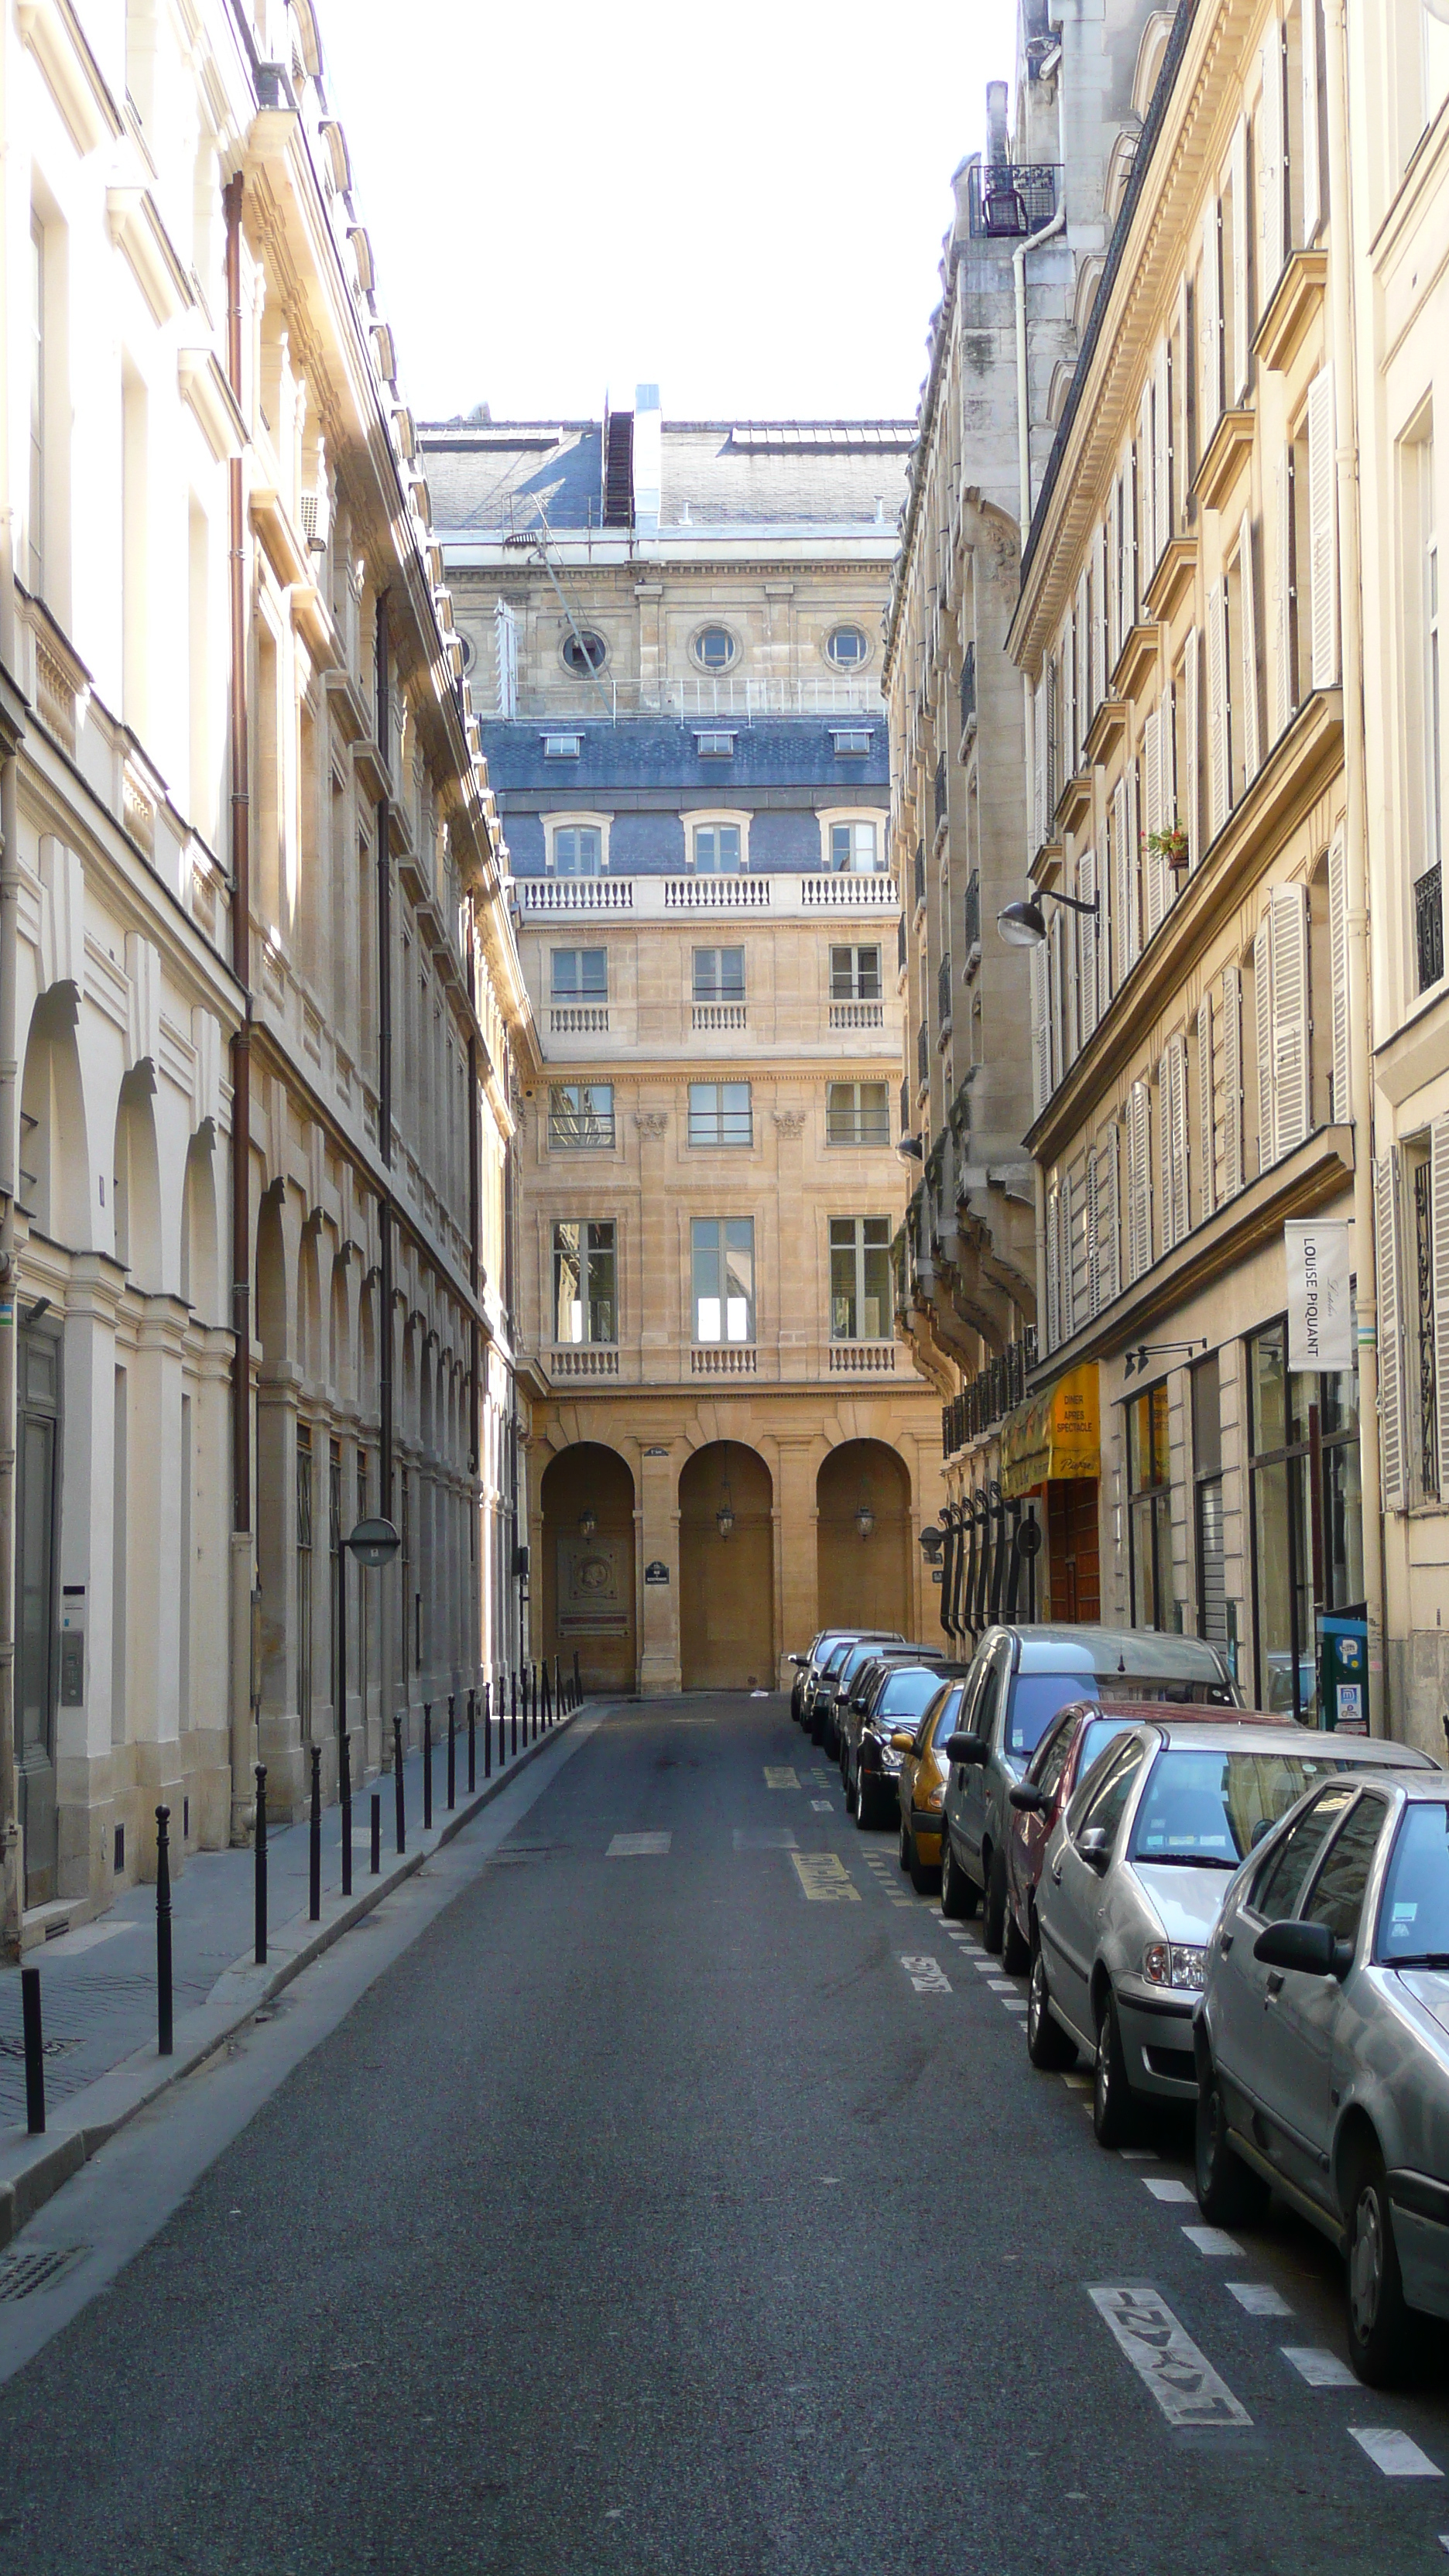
[[60, 1586, 86, 1706]]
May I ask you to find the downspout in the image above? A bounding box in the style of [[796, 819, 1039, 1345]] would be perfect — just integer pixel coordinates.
[[1015, 199, 1067, 876], [1322, 0, 1385, 1721], [223, 175, 255, 1846]]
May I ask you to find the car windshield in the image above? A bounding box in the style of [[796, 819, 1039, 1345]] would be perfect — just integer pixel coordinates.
[[1006, 1673, 1101, 1758], [1376, 1804, 1449, 1965], [877, 1669, 947, 1721], [1131, 1749, 1359, 1868], [1077, 1714, 1142, 1776], [931, 1687, 966, 1749]]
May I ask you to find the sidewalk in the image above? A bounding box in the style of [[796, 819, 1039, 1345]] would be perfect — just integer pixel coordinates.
[[0, 1705, 584, 2245]]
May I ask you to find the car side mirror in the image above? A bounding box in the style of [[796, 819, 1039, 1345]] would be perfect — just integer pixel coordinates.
[[1009, 1782, 1047, 1814], [1077, 1826, 1112, 1872], [945, 1733, 988, 1766], [889, 1731, 915, 1753], [1252, 1919, 1354, 1979]]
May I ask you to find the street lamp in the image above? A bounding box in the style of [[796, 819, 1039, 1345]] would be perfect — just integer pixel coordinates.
[[336, 1515, 399, 1897], [997, 885, 1100, 948], [578, 1505, 598, 1540], [716, 1479, 735, 1540], [855, 1483, 875, 1541], [919, 1523, 944, 1564]]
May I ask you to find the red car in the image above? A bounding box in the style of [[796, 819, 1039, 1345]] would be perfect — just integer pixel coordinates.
[[1002, 1697, 1281, 1973]]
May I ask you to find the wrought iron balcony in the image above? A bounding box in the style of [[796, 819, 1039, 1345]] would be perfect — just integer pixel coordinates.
[[959, 642, 976, 734], [933, 757, 948, 833], [1417, 862, 1444, 993], [964, 872, 981, 954], [965, 162, 1060, 240]]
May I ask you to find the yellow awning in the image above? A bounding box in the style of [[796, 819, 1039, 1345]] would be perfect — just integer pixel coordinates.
[[999, 1362, 1100, 1499]]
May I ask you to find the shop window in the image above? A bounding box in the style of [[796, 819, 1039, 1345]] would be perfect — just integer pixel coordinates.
[[1191, 1354, 1228, 1663], [1247, 1317, 1364, 1724], [1126, 1380, 1176, 1631]]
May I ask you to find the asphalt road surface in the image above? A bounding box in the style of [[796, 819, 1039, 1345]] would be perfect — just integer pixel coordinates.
[[3, 1693, 1449, 2576]]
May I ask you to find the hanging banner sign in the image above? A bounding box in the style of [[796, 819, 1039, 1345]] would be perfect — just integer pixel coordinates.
[[1285, 1221, 1354, 1372]]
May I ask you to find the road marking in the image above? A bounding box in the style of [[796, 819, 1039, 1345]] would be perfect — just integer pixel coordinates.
[[899, 1954, 952, 1993], [810, 1799, 833, 1811], [734, 1827, 797, 1851], [1062, 2073, 1091, 2090], [1349, 2428, 1443, 2479], [1087, 2286, 1251, 2428], [1144, 2178, 1197, 2204], [987, 1977, 1016, 1991], [606, 1832, 671, 1858], [765, 1767, 800, 1790], [1283, 2348, 1357, 2388], [1001, 1997, 1029, 2012], [1227, 2282, 1292, 2317], [791, 1852, 860, 1903], [1119, 2147, 1160, 2163], [1182, 2225, 1242, 2257]]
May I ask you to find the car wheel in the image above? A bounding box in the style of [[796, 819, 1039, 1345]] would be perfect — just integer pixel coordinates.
[[1194, 2055, 1269, 2227], [981, 1847, 1007, 1955], [1092, 1989, 1136, 2148], [1345, 2145, 1416, 2388], [855, 1773, 875, 1830], [1026, 1934, 1076, 2070], [1001, 1896, 1029, 1975], [939, 1833, 977, 1920]]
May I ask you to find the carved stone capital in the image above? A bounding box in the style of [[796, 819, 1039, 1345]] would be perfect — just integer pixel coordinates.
[[633, 1110, 669, 1139]]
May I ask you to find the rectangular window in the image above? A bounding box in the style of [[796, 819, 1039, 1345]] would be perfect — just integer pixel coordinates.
[[688, 1081, 752, 1146], [829, 1216, 892, 1339], [693, 946, 745, 1002], [548, 1081, 615, 1149], [296, 1423, 313, 1734], [552, 825, 601, 875], [830, 820, 880, 872], [551, 1220, 617, 1345], [550, 947, 607, 1001], [1126, 1381, 1176, 1631], [1191, 1354, 1228, 1659], [692, 1217, 755, 1343], [829, 944, 882, 1001], [693, 824, 741, 874], [826, 1081, 890, 1146], [1248, 1316, 1364, 1723]]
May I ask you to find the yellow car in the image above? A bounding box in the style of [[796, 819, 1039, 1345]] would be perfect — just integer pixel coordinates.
[[897, 1678, 969, 1893]]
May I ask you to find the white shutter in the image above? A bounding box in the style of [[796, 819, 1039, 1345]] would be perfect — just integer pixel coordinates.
[[1063, 618, 1077, 781], [1197, 995, 1216, 1221], [1327, 824, 1351, 1123], [1086, 1148, 1100, 1319], [1434, 1120, 1449, 1496], [1078, 848, 1098, 1040], [1092, 522, 1108, 713], [1112, 776, 1136, 983], [1273, 445, 1296, 739], [1375, 1153, 1406, 1511], [1201, 199, 1223, 440], [1107, 480, 1122, 672], [1230, 117, 1252, 403], [1129, 1078, 1153, 1280], [1075, 568, 1090, 756], [1129, 425, 1144, 630], [1071, 1162, 1091, 1334], [1170, 1033, 1190, 1245], [1303, 0, 1323, 243], [1045, 1183, 1060, 1353], [1260, 19, 1286, 300], [1030, 941, 1050, 1116], [1034, 672, 1048, 850], [1184, 625, 1201, 868], [1270, 879, 1310, 1156], [1046, 655, 1060, 824], [1096, 1121, 1121, 1308], [1153, 338, 1171, 566], [1142, 708, 1166, 940], [1238, 512, 1262, 783], [1207, 580, 1228, 838], [1159, 1047, 1176, 1252], [1254, 910, 1275, 1172], [1050, 903, 1068, 1079], [1221, 963, 1245, 1197], [1307, 365, 1339, 689]]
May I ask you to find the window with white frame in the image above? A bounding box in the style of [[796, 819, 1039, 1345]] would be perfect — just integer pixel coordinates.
[[688, 1081, 752, 1146], [551, 824, 602, 875], [825, 625, 870, 670], [829, 1216, 892, 1339], [693, 821, 742, 873], [830, 944, 882, 1001], [548, 1083, 615, 1149], [692, 1218, 754, 1342], [830, 819, 881, 872], [552, 1221, 616, 1345], [693, 947, 745, 1002], [550, 947, 607, 1001], [826, 1082, 890, 1146]]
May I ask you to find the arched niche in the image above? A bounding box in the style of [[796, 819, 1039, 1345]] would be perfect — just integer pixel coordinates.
[[540, 1442, 636, 1694], [112, 1073, 163, 1291], [817, 1439, 912, 1636], [180, 1131, 220, 1321], [679, 1440, 773, 1690], [19, 987, 90, 1246]]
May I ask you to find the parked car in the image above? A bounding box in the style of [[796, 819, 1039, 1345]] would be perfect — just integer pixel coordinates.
[[1003, 1701, 1156, 1971], [1025, 1718, 1436, 2155], [790, 1629, 903, 1727], [1194, 1767, 1449, 2385], [897, 1678, 970, 1892], [820, 1638, 933, 1760], [939, 1625, 1239, 1949], [845, 1658, 968, 1828], [801, 1638, 858, 1745]]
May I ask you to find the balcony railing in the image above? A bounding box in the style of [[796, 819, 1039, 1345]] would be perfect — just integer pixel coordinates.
[[692, 1002, 747, 1031], [828, 999, 884, 1029], [549, 1345, 620, 1378], [937, 954, 952, 1030], [933, 757, 948, 834], [1417, 862, 1444, 992], [964, 872, 980, 954], [550, 1004, 609, 1035], [960, 642, 976, 735], [940, 1327, 1040, 1454], [523, 876, 634, 911], [828, 1341, 896, 1372], [690, 1345, 758, 1375], [916, 1021, 930, 1091], [913, 841, 926, 909], [519, 872, 898, 920], [964, 162, 1060, 240]]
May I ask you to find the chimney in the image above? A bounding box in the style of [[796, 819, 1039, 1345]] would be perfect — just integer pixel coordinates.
[[633, 382, 661, 537], [986, 80, 1009, 169]]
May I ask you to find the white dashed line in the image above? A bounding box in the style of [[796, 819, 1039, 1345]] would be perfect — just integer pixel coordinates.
[[810, 1799, 833, 1811], [1143, 2177, 1196, 2204], [1226, 2282, 1292, 2317], [1088, 2286, 1251, 2427], [1182, 2225, 1243, 2256], [1282, 2348, 1357, 2388], [1349, 2428, 1443, 2479], [606, 1832, 672, 1858]]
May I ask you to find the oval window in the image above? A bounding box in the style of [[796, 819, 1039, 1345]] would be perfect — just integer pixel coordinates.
[[562, 629, 608, 673], [694, 625, 738, 672], [826, 624, 869, 669]]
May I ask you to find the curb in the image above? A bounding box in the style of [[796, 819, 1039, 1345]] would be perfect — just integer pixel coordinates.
[[0, 1705, 590, 2249]]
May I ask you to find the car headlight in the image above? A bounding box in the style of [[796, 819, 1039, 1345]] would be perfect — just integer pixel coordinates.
[[1142, 1942, 1206, 1992], [920, 1783, 945, 1810]]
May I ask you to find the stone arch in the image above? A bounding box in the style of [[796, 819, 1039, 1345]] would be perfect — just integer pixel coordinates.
[[300, 1224, 323, 1386], [540, 1441, 636, 1694], [256, 1187, 290, 1368], [816, 1439, 912, 1636], [19, 988, 90, 1246], [330, 1258, 350, 1406], [180, 1132, 220, 1321], [679, 1440, 774, 1690], [359, 1273, 377, 1420], [112, 1074, 163, 1290]]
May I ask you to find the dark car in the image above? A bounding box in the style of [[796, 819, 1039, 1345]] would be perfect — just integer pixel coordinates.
[[846, 1658, 968, 1828], [818, 1637, 924, 1759], [835, 1645, 951, 1782], [790, 1629, 903, 1728], [802, 1638, 857, 1743]]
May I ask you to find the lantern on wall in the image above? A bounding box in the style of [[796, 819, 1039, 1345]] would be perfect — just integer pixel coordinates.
[[716, 1480, 735, 1540], [855, 1482, 875, 1542], [578, 1506, 597, 1539]]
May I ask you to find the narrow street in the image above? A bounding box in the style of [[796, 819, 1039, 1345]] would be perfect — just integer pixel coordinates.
[[2, 1695, 1446, 2576]]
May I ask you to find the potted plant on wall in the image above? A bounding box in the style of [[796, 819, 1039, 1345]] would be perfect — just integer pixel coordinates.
[[1145, 814, 1190, 877]]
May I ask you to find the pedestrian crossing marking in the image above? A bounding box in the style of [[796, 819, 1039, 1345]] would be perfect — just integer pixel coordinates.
[[765, 1766, 800, 1789], [791, 1852, 860, 1903]]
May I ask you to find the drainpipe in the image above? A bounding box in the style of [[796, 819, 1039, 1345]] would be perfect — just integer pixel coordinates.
[[1014, 200, 1067, 876], [224, 176, 255, 1845], [1322, 0, 1385, 1720]]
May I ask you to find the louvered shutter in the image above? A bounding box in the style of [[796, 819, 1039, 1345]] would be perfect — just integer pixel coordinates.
[[1271, 879, 1310, 1156], [1434, 1121, 1449, 1496], [1261, 19, 1286, 298], [1184, 625, 1201, 868], [1046, 655, 1060, 825], [1050, 903, 1068, 1078], [1222, 963, 1245, 1197], [1231, 118, 1252, 402], [1327, 824, 1351, 1123], [1164, 1034, 1190, 1246], [1307, 365, 1338, 687], [1207, 580, 1228, 837], [1107, 479, 1122, 671], [1303, 0, 1324, 242], [1375, 1153, 1406, 1511], [1030, 941, 1050, 1115], [1201, 200, 1223, 439], [1254, 911, 1275, 1172], [1092, 522, 1108, 712], [1129, 1079, 1153, 1280], [1197, 995, 1216, 1220], [1113, 776, 1136, 982], [1078, 848, 1098, 1039], [1086, 1148, 1100, 1319], [1128, 433, 1142, 629], [1045, 1183, 1060, 1352], [1142, 708, 1166, 940], [1273, 445, 1296, 738], [1034, 672, 1048, 849], [1096, 1122, 1121, 1308], [1154, 339, 1172, 565], [1159, 1046, 1177, 1251], [1075, 568, 1090, 755], [1063, 618, 1077, 781], [1238, 512, 1262, 783]]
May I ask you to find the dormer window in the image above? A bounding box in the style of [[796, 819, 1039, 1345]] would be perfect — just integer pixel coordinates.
[[543, 733, 582, 759], [830, 727, 872, 756], [694, 730, 737, 758]]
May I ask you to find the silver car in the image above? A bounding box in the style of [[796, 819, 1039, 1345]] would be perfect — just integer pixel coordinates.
[[1026, 1719, 1434, 2156], [1196, 1768, 1449, 2386]]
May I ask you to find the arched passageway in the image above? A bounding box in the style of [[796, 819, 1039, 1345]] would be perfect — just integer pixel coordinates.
[[540, 1443, 637, 1693], [680, 1440, 773, 1690], [816, 1440, 911, 1636]]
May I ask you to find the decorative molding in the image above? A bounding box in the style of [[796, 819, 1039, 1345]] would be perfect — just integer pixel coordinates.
[[772, 1109, 807, 1138], [633, 1110, 669, 1140]]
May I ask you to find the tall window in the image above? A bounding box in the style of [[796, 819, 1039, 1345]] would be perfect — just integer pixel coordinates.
[[692, 1218, 755, 1343], [296, 1423, 313, 1733], [830, 1217, 892, 1339], [826, 1081, 889, 1146], [553, 825, 601, 877], [1126, 1381, 1175, 1631], [548, 1082, 615, 1148], [1249, 1318, 1363, 1722], [831, 820, 880, 872], [28, 217, 44, 593], [688, 1081, 752, 1146], [552, 1220, 617, 1345], [830, 944, 881, 1000], [1407, 423, 1444, 991], [550, 947, 607, 1001], [693, 823, 741, 874], [693, 947, 745, 1001], [1192, 1354, 1228, 1660]]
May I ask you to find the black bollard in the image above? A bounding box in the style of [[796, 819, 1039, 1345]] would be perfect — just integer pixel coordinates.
[[447, 1694, 456, 1812], [156, 1804, 173, 2057], [468, 1688, 476, 1793], [340, 1723, 353, 1899], [484, 1678, 492, 1778], [21, 1965, 45, 2135], [423, 1704, 433, 1830], [309, 1744, 322, 1921], [511, 1668, 518, 1757], [543, 1661, 552, 1728], [393, 1713, 406, 1855], [254, 1762, 268, 1965], [370, 1789, 382, 1875], [555, 1654, 563, 1718], [574, 1649, 582, 1706]]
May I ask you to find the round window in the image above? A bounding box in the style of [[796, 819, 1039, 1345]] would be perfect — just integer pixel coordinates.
[[458, 632, 477, 674], [694, 625, 738, 673], [825, 624, 869, 670], [561, 629, 608, 674]]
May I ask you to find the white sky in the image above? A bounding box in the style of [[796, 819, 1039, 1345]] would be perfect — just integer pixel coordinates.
[[318, 0, 1019, 426]]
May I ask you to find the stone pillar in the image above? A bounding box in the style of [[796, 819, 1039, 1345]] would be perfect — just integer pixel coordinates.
[[56, 1258, 123, 1900], [130, 1299, 190, 1857], [773, 1440, 817, 1685], [637, 1440, 680, 1693]]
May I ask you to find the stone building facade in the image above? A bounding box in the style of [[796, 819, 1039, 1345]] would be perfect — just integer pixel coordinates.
[[423, 402, 947, 1689], [2, 0, 534, 1944]]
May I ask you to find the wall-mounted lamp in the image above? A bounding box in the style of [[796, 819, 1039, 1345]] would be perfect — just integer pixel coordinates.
[[919, 1523, 944, 1564], [716, 1480, 735, 1540], [997, 886, 1100, 950], [578, 1505, 598, 1539], [855, 1497, 875, 1542]]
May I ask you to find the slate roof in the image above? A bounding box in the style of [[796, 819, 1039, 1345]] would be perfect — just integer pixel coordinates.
[[420, 421, 914, 537], [475, 715, 889, 799]]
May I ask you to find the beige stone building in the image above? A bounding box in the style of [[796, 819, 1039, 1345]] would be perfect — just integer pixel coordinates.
[[423, 402, 947, 1689]]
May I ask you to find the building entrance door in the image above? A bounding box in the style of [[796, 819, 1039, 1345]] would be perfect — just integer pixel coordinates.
[[680, 1442, 772, 1690], [17, 1323, 61, 1907]]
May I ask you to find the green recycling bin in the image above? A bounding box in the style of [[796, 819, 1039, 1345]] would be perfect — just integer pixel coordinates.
[[1318, 1612, 1368, 1735]]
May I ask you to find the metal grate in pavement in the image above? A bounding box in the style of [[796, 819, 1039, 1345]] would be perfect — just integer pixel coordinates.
[[0, 2246, 87, 2301]]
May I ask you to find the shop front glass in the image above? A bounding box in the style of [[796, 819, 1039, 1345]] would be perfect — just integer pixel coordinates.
[[1248, 1319, 1364, 1725], [1126, 1382, 1176, 1633]]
